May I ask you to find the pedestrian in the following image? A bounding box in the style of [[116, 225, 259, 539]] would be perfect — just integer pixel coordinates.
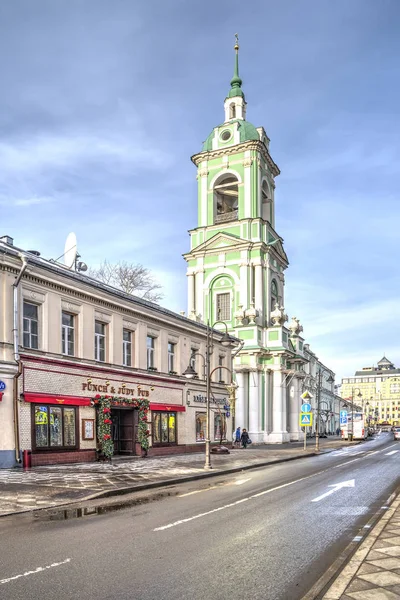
[[241, 428, 250, 449], [336, 427, 340, 437], [235, 426, 241, 446]]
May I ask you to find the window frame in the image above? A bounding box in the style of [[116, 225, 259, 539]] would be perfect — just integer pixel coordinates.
[[168, 342, 176, 373], [122, 328, 132, 367], [32, 404, 79, 452], [23, 301, 39, 349], [61, 312, 75, 356], [94, 321, 106, 362], [147, 335, 155, 369], [152, 411, 177, 446], [216, 292, 231, 321], [214, 413, 227, 441], [196, 412, 207, 442]]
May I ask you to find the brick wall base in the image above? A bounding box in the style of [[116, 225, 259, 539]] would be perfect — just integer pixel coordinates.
[[31, 450, 96, 466]]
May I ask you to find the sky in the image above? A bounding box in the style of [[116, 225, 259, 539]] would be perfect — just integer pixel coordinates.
[[1, 0, 400, 381]]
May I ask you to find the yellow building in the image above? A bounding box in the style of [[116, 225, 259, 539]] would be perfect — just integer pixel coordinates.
[[341, 357, 400, 426]]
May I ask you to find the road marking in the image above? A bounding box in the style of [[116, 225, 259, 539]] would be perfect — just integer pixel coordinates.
[[311, 479, 355, 503], [154, 471, 325, 531], [0, 559, 71, 585], [385, 450, 399, 456], [178, 477, 252, 497], [234, 478, 251, 485]]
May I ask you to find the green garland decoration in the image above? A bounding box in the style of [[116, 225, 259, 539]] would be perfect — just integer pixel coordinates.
[[93, 394, 150, 458]]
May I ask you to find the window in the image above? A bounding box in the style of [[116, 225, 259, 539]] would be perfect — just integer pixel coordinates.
[[261, 181, 271, 222], [214, 175, 239, 223], [34, 405, 77, 449], [147, 336, 155, 369], [61, 312, 74, 356], [218, 355, 224, 383], [153, 412, 176, 445], [270, 280, 278, 312], [23, 302, 38, 349], [214, 414, 227, 441], [229, 103, 236, 119], [94, 321, 106, 362], [216, 292, 231, 321], [196, 412, 207, 441], [190, 348, 197, 370], [123, 329, 132, 367], [168, 342, 175, 373]]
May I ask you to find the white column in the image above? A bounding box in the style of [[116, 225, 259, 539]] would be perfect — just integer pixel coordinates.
[[187, 272, 195, 317], [269, 369, 290, 443], [235, 371, 246, 431], [249, 370, 261, 442], [289, 377, 302, 441], [254, 263, 263, 322]]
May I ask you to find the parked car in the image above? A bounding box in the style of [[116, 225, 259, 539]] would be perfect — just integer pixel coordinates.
[[393, 427, 400, 440]]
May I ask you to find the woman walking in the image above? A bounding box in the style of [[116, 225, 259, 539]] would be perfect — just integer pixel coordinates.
[[241, 428, 250, 449]]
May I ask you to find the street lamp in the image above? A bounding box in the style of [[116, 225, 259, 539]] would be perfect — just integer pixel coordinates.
[[315, 370, 334, 452], [183, 321, 239, 470]]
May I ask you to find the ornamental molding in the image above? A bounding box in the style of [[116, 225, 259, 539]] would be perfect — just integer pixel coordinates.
[[243, 158, 253, 168], [192, 140, 280, 177], [198, 168, 209, 178]]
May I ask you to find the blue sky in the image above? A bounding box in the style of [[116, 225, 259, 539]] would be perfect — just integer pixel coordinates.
[[1, 0, 400, 380]]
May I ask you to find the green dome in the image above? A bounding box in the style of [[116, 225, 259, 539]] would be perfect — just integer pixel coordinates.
[[202, 119, 259, 151]]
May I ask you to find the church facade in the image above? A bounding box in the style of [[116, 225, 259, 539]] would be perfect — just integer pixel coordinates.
[[184, 40, 334, 443]]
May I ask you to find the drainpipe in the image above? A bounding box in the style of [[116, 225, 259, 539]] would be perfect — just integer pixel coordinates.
[[12, 254, 29, 463]]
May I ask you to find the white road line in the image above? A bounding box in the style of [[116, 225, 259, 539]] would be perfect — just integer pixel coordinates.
[[0, 559, 71, 585], [234, 478, 251, 485], [385, 450, 399, 456], [154, 471, 326, 531], [178, 477, 252, 497]]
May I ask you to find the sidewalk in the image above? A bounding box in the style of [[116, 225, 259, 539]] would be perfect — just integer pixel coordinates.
[[0, 437, 356, 517], [322, 492, 400, 599]]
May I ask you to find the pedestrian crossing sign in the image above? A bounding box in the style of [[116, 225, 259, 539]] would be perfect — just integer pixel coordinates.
[[300, 412, 313, 426]]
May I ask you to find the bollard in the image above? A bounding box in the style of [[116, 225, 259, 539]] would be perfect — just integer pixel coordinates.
[[22, 449, 32, 469]]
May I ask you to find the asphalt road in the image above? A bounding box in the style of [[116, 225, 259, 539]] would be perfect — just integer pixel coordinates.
[[1, 433, 399, 600]]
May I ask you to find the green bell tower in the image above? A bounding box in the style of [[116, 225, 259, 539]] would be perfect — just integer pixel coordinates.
[[184, 37, 306, 443]]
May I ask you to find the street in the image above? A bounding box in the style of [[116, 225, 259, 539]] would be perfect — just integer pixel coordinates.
[[0, 433, 399, 600]]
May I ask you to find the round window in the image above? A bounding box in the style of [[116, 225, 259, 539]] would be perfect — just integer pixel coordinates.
[[221, 130, 232, 142]]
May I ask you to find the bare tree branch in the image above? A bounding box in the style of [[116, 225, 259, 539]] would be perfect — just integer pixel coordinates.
[[88, 260, 164, 303]]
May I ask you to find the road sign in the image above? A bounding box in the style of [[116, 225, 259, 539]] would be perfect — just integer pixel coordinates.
[[300, 412, 313, 426], [301, 390, 313, 400], [340, 410, 348, 425], [301, 402, 311, 413], [0, 381, 5, 391]]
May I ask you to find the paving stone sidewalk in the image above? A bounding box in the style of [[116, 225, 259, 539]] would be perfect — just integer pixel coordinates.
[[0, 437, 356, 517], [323, 494, 400, 599]]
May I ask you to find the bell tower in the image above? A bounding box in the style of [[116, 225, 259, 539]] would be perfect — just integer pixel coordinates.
[[184, 38, 306, 443]]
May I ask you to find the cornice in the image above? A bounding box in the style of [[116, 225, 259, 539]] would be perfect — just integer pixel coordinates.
[[192, 140, 280, 177]]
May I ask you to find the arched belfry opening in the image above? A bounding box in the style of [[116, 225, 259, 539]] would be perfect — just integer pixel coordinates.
[[262, 180, 272, 223], [213, 174, 239, 224], [229, 103, 236, 119]]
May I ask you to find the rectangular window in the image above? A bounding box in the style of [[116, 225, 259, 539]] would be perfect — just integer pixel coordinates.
[[190, 348, 197, 371], [152, 411, 177, 445], [34, 405, 77, 449], [23, 302, 39, 349], [214, 413, 227, 441], [123, 329, 132, 367], [147, 336, 155, 369], [61, 312, 74, 356], [168, 342, 175, 373], [94, 321, 106, 362], [218, 355, 224, 383], [196, 412, 207, 442], [216, 292, 231, 321]]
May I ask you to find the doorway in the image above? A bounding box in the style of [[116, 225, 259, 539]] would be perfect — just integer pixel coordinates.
[[111, 409, 137, 455]]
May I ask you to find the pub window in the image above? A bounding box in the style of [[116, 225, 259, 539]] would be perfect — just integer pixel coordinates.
[[216, 292, 231, 321], [61, 312, 74, 356], [94, 321, 106, 362], [147, 336, 155, 369], [34, 405, 77, 449], [23, 301, 39, 349], [123, 329, 132, 367], [153, 412, 177, 445], [168, 342, 175, 373], [196, 412, 207, 442], [214, 413, 227, 441]]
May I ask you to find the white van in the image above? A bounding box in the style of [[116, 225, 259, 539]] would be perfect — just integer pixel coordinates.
[[341, 412, 368, 440]]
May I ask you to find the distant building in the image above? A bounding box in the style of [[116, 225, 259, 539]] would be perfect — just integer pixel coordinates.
[[341, 357, 400, 426]]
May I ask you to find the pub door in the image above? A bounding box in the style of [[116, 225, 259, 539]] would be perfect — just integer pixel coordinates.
[[111, 409, 137, 455]]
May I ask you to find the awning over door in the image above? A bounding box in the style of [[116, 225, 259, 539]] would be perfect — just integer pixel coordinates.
[[24, 393, 91, 406], [150, 403, 185, 412]]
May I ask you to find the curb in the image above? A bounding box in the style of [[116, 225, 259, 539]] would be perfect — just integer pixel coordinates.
[[300, 484, 400, 600]]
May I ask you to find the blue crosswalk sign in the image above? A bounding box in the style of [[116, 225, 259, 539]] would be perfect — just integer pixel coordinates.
[[300, 412, 313, 426], [340, 410, 348, 425]]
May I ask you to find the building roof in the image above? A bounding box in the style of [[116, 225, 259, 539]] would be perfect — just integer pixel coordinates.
[[202, 119, 259, 151], [354, 368, 400, 377], [377, 356, 394, 368]]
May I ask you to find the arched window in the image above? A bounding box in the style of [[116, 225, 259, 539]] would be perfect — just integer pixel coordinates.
[[214, 175, 239, 223], [262, 180, 271, 223], [229, 103, 236, 119], [271, 279, 278, 312]]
